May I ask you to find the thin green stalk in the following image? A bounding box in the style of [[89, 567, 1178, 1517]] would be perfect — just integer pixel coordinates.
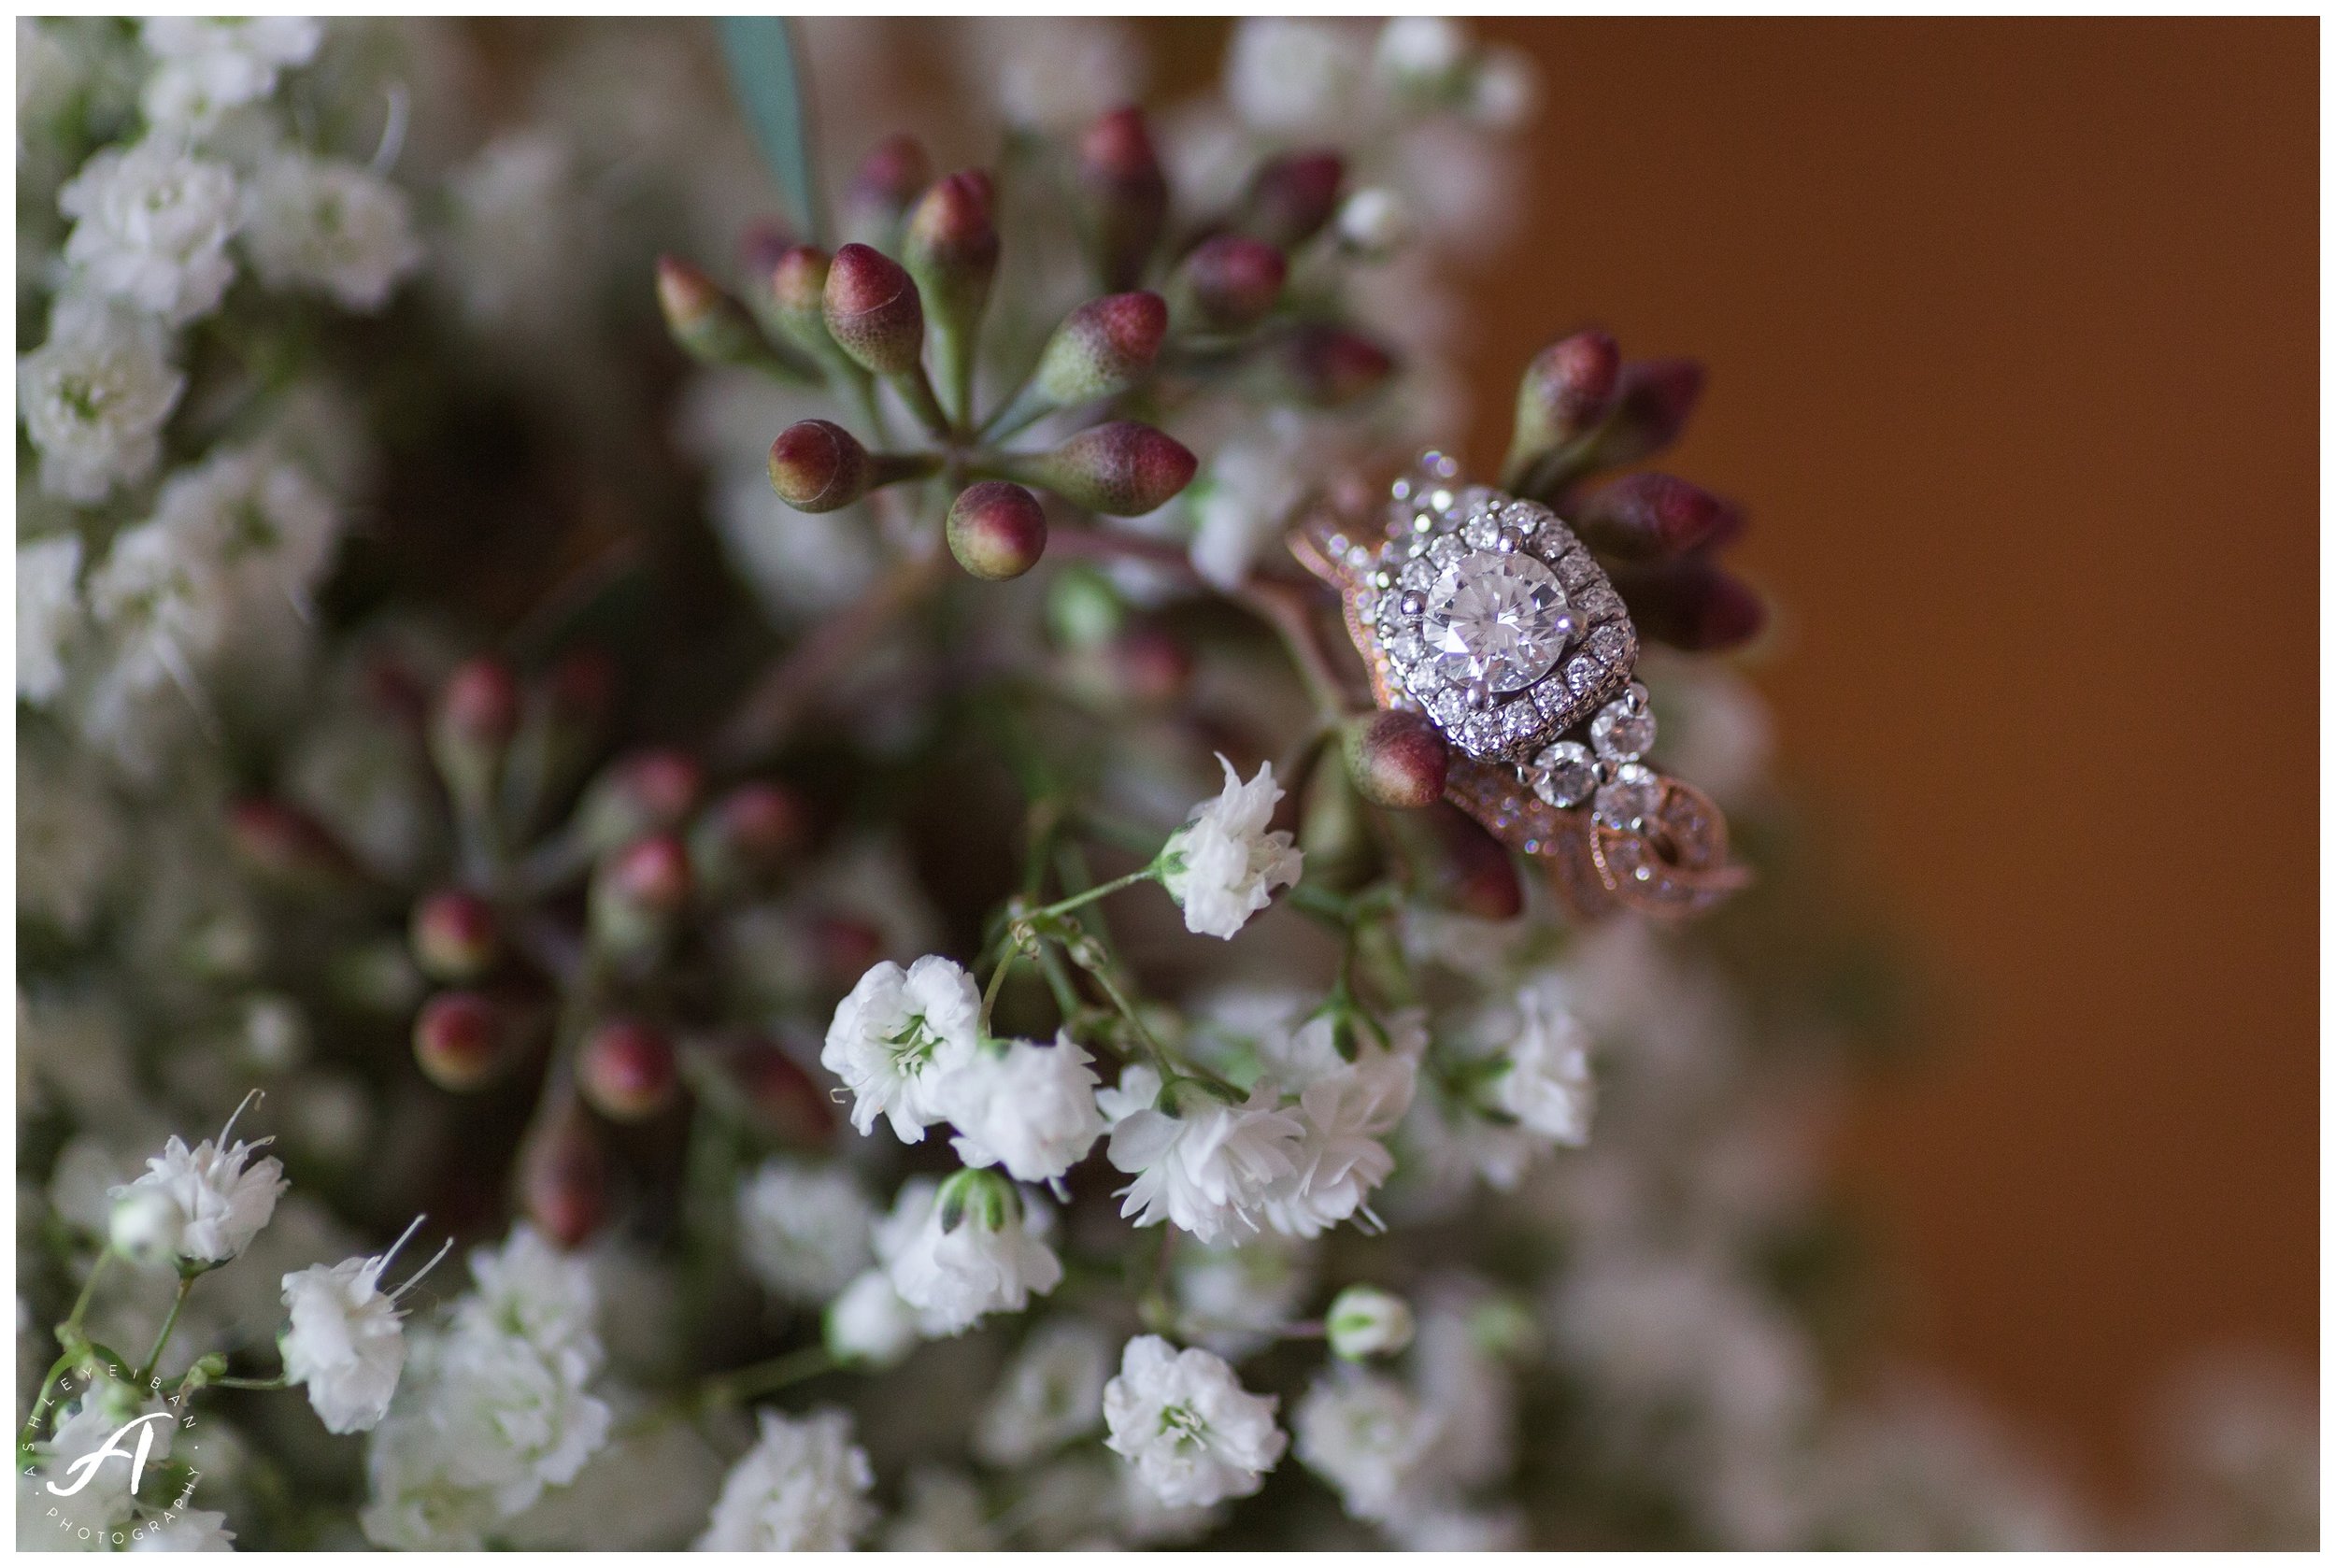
[[21, 1251, 114, 1446], [700, 1345, 835, 1410], [135, 1275, 198, 1387]]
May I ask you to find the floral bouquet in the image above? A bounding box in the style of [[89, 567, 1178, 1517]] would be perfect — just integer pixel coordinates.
[[15, 17, 2314, 1553]]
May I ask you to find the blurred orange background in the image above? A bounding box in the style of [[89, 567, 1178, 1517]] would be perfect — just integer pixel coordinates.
[[1446, 18, 2315, 1504]]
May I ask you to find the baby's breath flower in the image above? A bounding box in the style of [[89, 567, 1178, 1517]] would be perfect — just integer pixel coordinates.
[[696, 1407, 876, 1551], [735, 1158, 877, 1305], [59, 137, 240, 325], [280, 1216, 445, 1434], [240, 151, 423, 311], [1103, 1334, 1287, 1508], [945, 1030, 1107, 1184], [1104, 1066, 1303, 1245], [879, 1172, 1063, 1336], [111, 1097, 287, 1267], [822, 955, 983, 1142], [975, 1318, 1113, 1466], [17, 298, 183, 503], [1160, 756, 1303, 940], [1294, 1365, 1434, 1522]]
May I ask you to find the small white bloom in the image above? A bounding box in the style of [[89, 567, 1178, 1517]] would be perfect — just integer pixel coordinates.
[[1224, 17, 1372, 135], [1375, 16, 1472, 91], [1261, 1024, 1417, 1239], [1108, 1068, 1303, 1244], [430, 1328, 612, 1516], [975, 1318, 1113, 1467], [239, 151, 422, 311], [1467, 45, 1542, 130], [735, 1158, 876, 1305], [112, 1099, 287, 1266], [1493, 985, 1595, 1145], [879, 1174, 1062, 1336], [1185, 418, 1317, 592], [821, 954, 983, 1142], [946, 1031, 1106, 1184], [1161, 756, 1303, 939], [59, 137, 240, 325], [1337, 187, 1413, 256], [1327, 1283, 1416, 1361], [18, 534, 84, 706], [969, 16, 1146, 132], [1103, 1334, 1287, 1508], [695, 1406, 876, 1551], [450, 1223, 603, 1373], [17, 299, 183, 503], [129, 1507, 236, 1550], [280, 1218, 441, 1435], [1294, 1365, 1434, 1522], [138, 17, 320, 134], [824, 1267, 919, 1369]]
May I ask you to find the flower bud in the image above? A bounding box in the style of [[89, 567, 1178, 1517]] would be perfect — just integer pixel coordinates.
[[578, 1019, 679, 1121], [1033, 292, 1169, 407], [766, 419, 867, 513], [1335, 187, 1410, 256], [1586, 358, 1704, 472], [1611, 560, 1767, 651], [1327, 1284, 1416, 1359], [413, 990, 508, 1090], [655, 254, 782, 371], [1014, 421, 1196, 517], [842, 134, 932, 248], [1169, 234, 1287, 334], [738, 216, 797, 281], [729, 1036, 836, 1144], [1469, 1294, 1542, 1361], [410, 889, 500, 982], [904, 171, 999, 398], [1236, 150, 1345, 248], [1387, 801, 1523, 919], [1342, 710, 1448, 809], [822, 243, 925, 377], [690, 781, 805, 895], [1507, 329, 1619, 481], [520, 1100, 608, 1249], [575, 748, 703, 855], [431, 656, 520, 811], [826, 1268, 918, 1368], [1274, 323, 1396, 407], [764, 244, 836, 360], [947, 480, 1049, 580], [108, 1187, 183, 1270], [227, 798, 359, 891], [1078, 107, 1169, 290], [1573, 473, 1733, 561], [589, 834, 693, 954]]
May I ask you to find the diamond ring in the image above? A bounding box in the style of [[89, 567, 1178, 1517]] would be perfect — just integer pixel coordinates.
[[1293, 451, 1748, 919]]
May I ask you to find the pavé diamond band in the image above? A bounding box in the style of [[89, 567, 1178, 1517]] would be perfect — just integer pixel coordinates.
[[1294, 452, 1749, 919]]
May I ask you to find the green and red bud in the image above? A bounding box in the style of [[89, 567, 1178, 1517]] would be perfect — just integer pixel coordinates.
[[947, 480, 1049, 580], [763, 244, 837, 359], [410, 889, 500, 982], [589, 834, 693, 955], [431, 656, 520, 812], [1274, 323, 1397, 407], [520, 1098, 608, 1249], [1342, 709, 1449, 809], [905, 171, 1001, 417], [766, 419, 938, 513], [1169, 234, 1287, 334], [574, 748, 703, 856], [691, 781, 805, 895], [1386, 801, 1523, 919], [841, 134, 931, 248], [1573, 473, 1734, 561], [1008, 421, 1196, 517], [1032, 292, 1169, 406], [728, 1038, 835, 1144], [578, 1018, 679, 1121], [1236, 150, 1345, 249], [1505, 329, 1620, 487], [1078, 107, 1169, 289], [655, 254, 805, 378], [227, 798, 360, 892], [1587, 357, 1705, 472], [1611, 560, 1767, 651], [413, 990, 509, 1090], [821, 243, 926, 378]]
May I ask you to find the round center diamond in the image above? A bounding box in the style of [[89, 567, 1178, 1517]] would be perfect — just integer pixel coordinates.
[[1419, 550, 1574, 692]]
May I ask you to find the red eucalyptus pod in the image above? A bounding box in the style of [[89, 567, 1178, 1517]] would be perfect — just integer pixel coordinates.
[[767, 419, 869, 512], [904, 171, 999, 323], [1508, 329, 1620, 479], [1237, 150, 1345, 248], [765, 243, 834, 358], [1078, 107, 1170, 289], [738, 217, 796, 282], [228, 798, 360, 891], [432, 656, 520, 808], [729, 1038, 834, 1145], [1574, 473, 1734, 561], [809, 914, 887, 997], [654, 254, 775, 370], [576, 748, 704, 853], [1275, 323, 1397, 407], [1389, 801, 1524, 919], [1342, 710, 1449, 809], [1106, 617, 1195, 709], [821, 243, 925, 377], [842, 134, 931, 245], [1171, 234, 1287, 333], [590, 834, 693, 954], [578, 1019, 679, 1121], [947, 480, 1049, 580], [691, 781, 805, 894], [413, 990, 507, 1090], [411, 889, 500, 982], [520, 1099, 609, 1248], [1032, 292, 1169, 406], [1611, 560, 1768, 651], [1013, 421, 1196, 517], [1588, 358, 1705, 471]]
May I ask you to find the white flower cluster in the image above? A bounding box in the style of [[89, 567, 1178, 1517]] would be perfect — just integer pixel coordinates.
[[697, 1406, 877, 1550], [360, 1227, 614, 1549]]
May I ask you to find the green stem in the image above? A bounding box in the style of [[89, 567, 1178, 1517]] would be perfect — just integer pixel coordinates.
[[1025, 864, 1158, 922], [21, 1251, 114, 1446], [205, 1374, 291, 1391], [978, 944, 1018, 1035], [135, 1275, 198, 1387], [701, 1345, 835, 1409]]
